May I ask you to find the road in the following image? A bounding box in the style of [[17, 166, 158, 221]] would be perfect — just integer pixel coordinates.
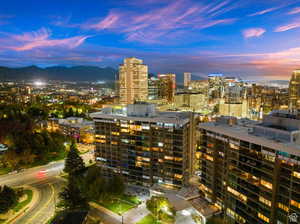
[[0, 152, 94, 224]]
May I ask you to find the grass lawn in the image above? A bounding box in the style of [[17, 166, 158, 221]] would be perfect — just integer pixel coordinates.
[[13, 190, 33, 212], [121, 194, 141, 205], [136, 214, 160, 224], [0, 167, 11, 175], [96, 194, 141, 215], [100, 199, 135, 215]]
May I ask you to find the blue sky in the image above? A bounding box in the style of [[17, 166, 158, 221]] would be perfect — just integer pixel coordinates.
[[0, 0, 300, 79]]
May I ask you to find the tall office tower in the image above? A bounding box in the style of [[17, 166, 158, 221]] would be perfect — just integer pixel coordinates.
[[92, 102, 195, 189], [119, 57, 148, 104], [198, 113, 300, 224], [289, 69, 300, 111], [184, 72, 191, 88], [158, 73, 176, 102], [208, 73, 224, 100], [148, 77, 159, 100]]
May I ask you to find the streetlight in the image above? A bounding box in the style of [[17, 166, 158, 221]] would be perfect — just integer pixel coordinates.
[[118, 212, 123, 224]]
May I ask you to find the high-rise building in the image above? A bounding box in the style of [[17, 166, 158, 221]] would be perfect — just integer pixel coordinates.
[[92, 102, 195, 189], [119, 57, 148, 104], [289, 69, 300, 111], [158, 73, 176, 103], [184, 72, 191, 88], [148, 77, 159, 100], [198, 112, 300, 224]]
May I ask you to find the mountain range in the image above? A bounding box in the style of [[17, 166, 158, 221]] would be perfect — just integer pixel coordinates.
[[0, 65, 118, 81]]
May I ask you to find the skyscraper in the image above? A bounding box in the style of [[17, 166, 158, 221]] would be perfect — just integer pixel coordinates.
[[158, 73, 176, 103], [289, 69, 300, 111], [119, 57, 148, 104], [184, 72, 191, 88]]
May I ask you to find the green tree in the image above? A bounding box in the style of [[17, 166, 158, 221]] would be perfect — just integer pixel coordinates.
[[146, 196, 175, 221], [64, 143, 84, 174], [110, 175, 125, 196], [0, 185, 18, 214], [59, 176, 89, 211]]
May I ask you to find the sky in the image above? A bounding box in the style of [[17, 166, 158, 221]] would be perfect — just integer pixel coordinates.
[[0, 0, 300, 80]]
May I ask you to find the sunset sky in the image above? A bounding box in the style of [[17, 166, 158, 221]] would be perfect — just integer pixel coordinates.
[[1, 0, 300, 80]]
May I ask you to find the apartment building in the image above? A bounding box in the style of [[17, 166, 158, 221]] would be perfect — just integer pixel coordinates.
[[198, 112, 300, 224], [91, 102, 195, 189]]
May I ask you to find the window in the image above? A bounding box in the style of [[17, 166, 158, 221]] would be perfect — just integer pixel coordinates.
[[258, 212, 269, 223], [278, 203, 289, 212], [259, 196, 271, 207], [292, 171, 300, 179], [291, 200, 300, 209], [260, 179, 272, 190], [226, 208, 246, 223], [227, 186, 247, 202]]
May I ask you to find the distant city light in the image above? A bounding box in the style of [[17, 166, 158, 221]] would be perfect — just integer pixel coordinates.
[[34, 81, 45, 86]]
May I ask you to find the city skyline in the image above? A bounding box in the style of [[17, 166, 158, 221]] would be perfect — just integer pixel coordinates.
[[0, 0, 300, 79]]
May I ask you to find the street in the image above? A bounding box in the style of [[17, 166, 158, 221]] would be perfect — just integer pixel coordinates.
[[0, 152, 94, 224]]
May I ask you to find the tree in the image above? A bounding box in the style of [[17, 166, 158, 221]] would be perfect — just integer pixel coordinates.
[[64, 142, 85, 174], [110, 175, 125, 196], [146, 196, 175, 221], [0, 185, 18, 214], [59, 176, 89, 211]]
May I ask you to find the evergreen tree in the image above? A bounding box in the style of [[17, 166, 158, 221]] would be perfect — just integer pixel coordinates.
[[64, 142, 85, 174], [0, 185, 18, 214], [59, 176, 89, 211]]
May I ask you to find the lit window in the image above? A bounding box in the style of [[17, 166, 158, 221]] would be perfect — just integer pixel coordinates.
[[259, 196, 271, 207], [111, 141, 118, 145], [111, 132, 120, 136], [95, 134, 106, 139], [258, 212, 269, 223], [158, 142, 164, 147], [227, 186, 247, 202], [226, 208, 246, 223], [292, 171, 300, 179], [290, 200, 300, 209], [95, 139, 106, 143], [260, 179, 272, 190], [121, 129, 129, 133], [174, 174, 183, 179], [278, 203, 289, 212], [164, 156, 174, 160], [204, 154, 214, 162]]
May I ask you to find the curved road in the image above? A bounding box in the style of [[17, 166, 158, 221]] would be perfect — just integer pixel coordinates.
[[0, 152, 93, 224]]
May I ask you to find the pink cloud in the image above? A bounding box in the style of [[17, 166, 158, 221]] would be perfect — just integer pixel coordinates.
[[6, 28, 89, 51], [75, 0, 237, 44], [248, 7, 279, 16], [275, 20, 300, 32], [288, 7, 300, 15], [242, 28, 266, 38]]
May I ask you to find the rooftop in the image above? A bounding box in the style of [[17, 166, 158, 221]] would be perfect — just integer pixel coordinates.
[[199, 115, 300, 157], [91, 103, 191, 125]]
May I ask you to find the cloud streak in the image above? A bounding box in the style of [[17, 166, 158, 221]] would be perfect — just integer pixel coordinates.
[[1, 28, 89, 51], [288, 7, 300, 15], [275, 20, 300, 32], [69, 0, 238, 44], [242, 28, 266, 38]]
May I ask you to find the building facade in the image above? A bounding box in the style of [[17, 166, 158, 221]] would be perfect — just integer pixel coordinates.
[[184, 72, 192, 88], [289, 69, 300, 111], [92, 103, 195, 189], [158, 73, 176, 103], [119, 57, 148, 104], [198, 113, 300, 224]]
